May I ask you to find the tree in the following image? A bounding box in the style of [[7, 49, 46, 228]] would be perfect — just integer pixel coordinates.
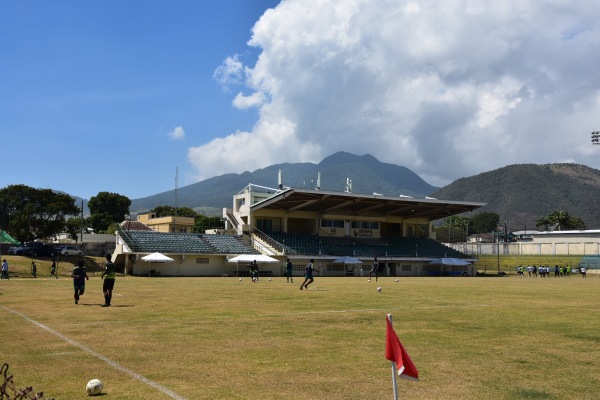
[[65, 217, 82, 242], [0, 185, 80, 242], [471, 212, 500, 234], [434, 225, 466, 243], [151, 205, 197, 218], [88, 192, 131, 233], [536, 215, 552, 231], [543, 210, 587, 231], [194, 215, 224, 233]]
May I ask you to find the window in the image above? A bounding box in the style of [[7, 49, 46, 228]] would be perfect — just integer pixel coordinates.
[[195, 258, 209, 264], [321, 219, 344, 228], [351, 221, 380, 229]]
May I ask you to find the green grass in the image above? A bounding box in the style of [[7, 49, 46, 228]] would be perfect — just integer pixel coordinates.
[[1, 273, 599, 399]]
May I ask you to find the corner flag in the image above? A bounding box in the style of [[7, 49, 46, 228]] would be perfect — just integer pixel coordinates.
[[385, 314, 419, 381]]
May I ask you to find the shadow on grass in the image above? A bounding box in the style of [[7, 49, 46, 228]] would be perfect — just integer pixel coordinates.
[[512, 388, 555, 399], [79, 303, 134, 307]]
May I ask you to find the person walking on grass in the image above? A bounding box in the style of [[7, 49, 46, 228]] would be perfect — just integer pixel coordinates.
[[580, 266, 587, 278], [369, 257, 379, 282], [31, 261, 37, 278], [50, 261, 58, 279], [300, 259, 319, 290], [101, 253, 116, 307], [1, 259, 8, 280], [285, 258, 294, 283], [71, 260, 89, 304]]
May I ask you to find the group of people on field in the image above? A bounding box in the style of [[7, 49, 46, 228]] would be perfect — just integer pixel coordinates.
[[51, 254, 117, 306], [516, 264, 587, 278], [1, 254, 117, 305], [71, 253, 117, 306]]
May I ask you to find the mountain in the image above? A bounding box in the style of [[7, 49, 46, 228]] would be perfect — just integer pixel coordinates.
[[430, 163, 600, 230], [129, 156, 600, 230], [130, 152, 439, 215]]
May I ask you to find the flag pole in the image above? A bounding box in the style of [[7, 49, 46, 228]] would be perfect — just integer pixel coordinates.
[[388, 314, 399, 400]]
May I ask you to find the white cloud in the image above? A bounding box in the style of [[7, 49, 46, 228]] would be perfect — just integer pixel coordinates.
[[232, 91, 265, 109], [213, 55, 245, 89], [168, 126, 185, 141], [191, 0, 600, 186]]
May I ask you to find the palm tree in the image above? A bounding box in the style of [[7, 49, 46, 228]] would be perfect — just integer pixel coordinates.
[[536, 215, 552, 231]]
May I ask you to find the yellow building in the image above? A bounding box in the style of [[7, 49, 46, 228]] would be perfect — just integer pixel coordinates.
[[136, 212, 195, 233]]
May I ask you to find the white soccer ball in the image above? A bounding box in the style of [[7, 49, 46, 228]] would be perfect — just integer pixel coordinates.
[[268, 278, 272, 281], [86, 379, 103, 396], [377, 287, 382, 292], [395, 279, 399, 282], [368, 279, 371, 282], [239, 278, 242, 281]]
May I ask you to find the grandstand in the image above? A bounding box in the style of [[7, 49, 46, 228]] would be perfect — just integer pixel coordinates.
[[111, 183, 485, 277], [223, 184, 485, 277]]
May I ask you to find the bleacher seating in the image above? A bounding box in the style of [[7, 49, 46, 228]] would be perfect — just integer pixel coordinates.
[[202, 234, 258, 254], [263, 232, 468, 258], [119, 228, 257, 254], [578, 255, 600, 269]]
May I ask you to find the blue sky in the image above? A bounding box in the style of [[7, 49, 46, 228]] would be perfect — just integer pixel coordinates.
[[1, 1, 278, 199], [2, 1, 600, 201]]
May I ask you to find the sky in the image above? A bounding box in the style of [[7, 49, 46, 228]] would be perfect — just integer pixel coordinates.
[[2, 0, 600, 200]]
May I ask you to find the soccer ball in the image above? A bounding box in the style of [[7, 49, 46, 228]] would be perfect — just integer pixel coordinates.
[[377, 287, 382, 292], [395, 279, 399, 282], [368, 279, 371, 282], [86, 379, 103, 396], [239, 278, 242, 281]]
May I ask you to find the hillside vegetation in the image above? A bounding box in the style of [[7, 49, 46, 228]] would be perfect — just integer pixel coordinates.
[[431, 163, 600, 229]]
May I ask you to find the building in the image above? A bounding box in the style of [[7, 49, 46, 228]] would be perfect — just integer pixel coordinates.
[[112, 184, 486, 277], [136, 212, 195, 233]]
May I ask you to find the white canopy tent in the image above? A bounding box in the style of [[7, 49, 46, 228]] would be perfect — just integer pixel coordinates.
[[141, 252, 175, 276], [227, 254, 279, 277], [141, 252, 175, 262], [227, 254, 279, 263]]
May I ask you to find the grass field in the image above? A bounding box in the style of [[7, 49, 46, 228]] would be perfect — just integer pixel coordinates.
[[1, 263, 599, 400]]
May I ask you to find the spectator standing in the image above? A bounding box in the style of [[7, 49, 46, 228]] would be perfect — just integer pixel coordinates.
[[1, 259, 8, 280], [50, 261, 59, 279], [285, 258, 294, 283]]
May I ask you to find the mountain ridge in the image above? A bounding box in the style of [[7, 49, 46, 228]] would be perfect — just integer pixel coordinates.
[[125, 154, 600, 229]]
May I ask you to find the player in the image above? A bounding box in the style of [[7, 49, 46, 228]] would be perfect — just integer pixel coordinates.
[[71, 260, 89, 304], [300, 259, 319, 290], [101, 253, 116, 307], [50, 261, 59, 279], [285, 258, 294, 283], [369, 257, 379, 282]]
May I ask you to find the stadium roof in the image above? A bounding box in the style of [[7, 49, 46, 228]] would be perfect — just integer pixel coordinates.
[[251, 188, 486, 221]]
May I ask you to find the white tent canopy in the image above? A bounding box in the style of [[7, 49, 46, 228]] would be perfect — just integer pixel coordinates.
[[332, 256, 363, 264], [141, 252, 174, 262], [227, 254, 279, 263], [427, 257, 470, 266]]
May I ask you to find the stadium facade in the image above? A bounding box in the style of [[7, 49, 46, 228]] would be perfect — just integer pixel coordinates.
[[113, 184, 486, 277]]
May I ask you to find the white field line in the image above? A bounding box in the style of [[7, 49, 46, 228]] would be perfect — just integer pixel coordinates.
[[1, 306, 188, 400]]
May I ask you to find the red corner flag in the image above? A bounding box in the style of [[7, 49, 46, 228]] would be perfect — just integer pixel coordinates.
[[385, 314, 419, 381]]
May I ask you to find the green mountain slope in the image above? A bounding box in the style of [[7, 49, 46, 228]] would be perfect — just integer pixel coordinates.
[[431, 163, 600, 230]]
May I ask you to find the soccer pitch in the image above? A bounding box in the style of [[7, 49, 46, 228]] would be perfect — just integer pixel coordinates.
[[1, 275, 598, 399]]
